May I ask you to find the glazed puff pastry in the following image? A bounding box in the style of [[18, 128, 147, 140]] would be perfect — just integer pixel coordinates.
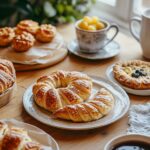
[[53, 88, 114, 122], [0, 27, 15, 47], [33, 70, 92, 112], [0, 121, 42, 150], [36, 24, 56, 43], [12, 32, 35, 52], [15, 20, 39, 35], [113, 60, 150, 89]]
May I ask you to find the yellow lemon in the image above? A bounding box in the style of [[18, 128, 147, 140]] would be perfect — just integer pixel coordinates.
[[83, 16, 92, 24], [91, 16, 99, 24], [79, 21, 88, 30], [87, 25, 96, 31], [96, 22, 105, 30]]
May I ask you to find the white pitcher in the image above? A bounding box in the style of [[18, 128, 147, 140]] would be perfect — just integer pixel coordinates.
[[130, 9, 150, 59]]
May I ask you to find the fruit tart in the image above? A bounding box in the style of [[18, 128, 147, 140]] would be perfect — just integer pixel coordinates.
[[113, 60, 150, 89]]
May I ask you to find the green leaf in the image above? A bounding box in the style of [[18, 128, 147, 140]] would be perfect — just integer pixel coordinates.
[[43, 1, 56, 17], [65, 5, 73, 13], [66, 15, 76, 22], [56, 4, 64, 14]]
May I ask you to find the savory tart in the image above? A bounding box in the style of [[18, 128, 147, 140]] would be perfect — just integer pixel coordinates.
[[113, 60, 150, 89], [15, 20, 39, 35], [35, 24, 56, 43], [0, 27, 15, 47], [12, 32, 35, 52]]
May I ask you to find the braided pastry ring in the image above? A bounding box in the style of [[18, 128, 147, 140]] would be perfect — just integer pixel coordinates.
[[33, 70, 92, 112], [53, 88, 114, 122]]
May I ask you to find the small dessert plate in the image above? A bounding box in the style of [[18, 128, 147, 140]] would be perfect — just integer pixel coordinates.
[[106, 65, 150, 96], [67, 39, 120, 60]]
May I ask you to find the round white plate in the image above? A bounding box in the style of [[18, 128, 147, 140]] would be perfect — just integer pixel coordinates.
[[106, 65, 150, 96], [67, 39, 120, 60], [1, 119, 59, 150], [23, 76, 130, 130]]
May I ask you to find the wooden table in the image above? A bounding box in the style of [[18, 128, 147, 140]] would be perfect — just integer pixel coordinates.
[[0, 24, 149, 150]]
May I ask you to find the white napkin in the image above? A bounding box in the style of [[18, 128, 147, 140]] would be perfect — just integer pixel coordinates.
[[127, 103, 150, 136]]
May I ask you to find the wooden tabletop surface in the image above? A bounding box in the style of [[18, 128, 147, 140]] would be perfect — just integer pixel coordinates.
[[0, 24, 149, 150]]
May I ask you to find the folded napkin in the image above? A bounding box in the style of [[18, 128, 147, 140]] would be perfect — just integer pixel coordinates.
[[127, 103, 150, 136]]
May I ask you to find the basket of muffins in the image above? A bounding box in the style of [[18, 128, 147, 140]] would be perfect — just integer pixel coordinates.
[[0, 20, 67, 71]]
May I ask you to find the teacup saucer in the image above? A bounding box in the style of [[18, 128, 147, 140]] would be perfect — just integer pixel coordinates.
[[67, 39, 120, 60]]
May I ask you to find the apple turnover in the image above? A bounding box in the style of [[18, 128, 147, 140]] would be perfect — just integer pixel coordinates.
[[12, 32, 35, 52], [113, 60, 150, 89], [15, 20, 39, 35], [35, 24, 56, 43], [0, 27, 15, 47]]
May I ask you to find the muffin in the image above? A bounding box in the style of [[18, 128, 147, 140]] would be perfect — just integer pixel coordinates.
[[36, 24, 56, 43], [0, 27, 15, 46], [15, 20, 39, 35], [12, 32, 35, 52]]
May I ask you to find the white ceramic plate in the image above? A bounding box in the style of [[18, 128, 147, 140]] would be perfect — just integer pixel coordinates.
[[1, 119, 59, 150], [106, 65, 150, 96], [67, 39, 120, 60], [23, 76, 130, 130]]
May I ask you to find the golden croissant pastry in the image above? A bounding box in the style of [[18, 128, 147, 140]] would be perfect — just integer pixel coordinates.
[[0, 27, 15, 47], [0, 59, 16, 94], [12, 32, 35, 52], [33, 70, 92, 112], [0, 121, 43, 150], [35, 24, 56, 43], [54, 88, 114, 122], [15, 20, 39, 35], [113, 60, 150, 89]]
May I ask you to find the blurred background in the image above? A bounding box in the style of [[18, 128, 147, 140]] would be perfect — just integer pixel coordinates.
[[0, 0, 150, 33]]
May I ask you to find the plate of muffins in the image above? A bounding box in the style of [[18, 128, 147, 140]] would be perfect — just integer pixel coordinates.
[[0, 20, 67, 71]]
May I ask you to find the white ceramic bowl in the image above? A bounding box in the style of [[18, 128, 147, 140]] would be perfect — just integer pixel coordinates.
[[104, 134, 150, 150], [0, 83, 15, 108]]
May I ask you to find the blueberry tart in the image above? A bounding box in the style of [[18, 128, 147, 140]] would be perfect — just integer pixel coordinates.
[[113, 60, 150, 89]]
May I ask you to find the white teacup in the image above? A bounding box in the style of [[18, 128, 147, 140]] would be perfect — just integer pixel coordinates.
[[75, 19, 119, 53], [130, 8, 150, 59]]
